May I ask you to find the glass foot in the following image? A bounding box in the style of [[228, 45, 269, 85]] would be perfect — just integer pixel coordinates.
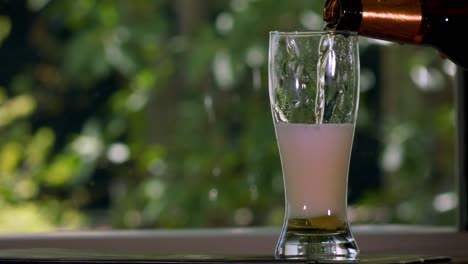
[[275, 228, 359, 261]]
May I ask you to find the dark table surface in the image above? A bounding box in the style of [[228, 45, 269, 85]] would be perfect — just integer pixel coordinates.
[[0, 248, 453, 264]]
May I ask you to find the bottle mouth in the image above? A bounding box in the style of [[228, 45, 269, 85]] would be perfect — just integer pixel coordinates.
[[323, 0, 342, 29], [323, 0, 362, 31]]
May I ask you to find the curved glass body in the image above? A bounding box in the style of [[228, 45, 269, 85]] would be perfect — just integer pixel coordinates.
[[268, 30, 360, 261]]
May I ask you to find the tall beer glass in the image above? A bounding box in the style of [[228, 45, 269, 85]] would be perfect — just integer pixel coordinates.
[[268, 31, 359, 261]]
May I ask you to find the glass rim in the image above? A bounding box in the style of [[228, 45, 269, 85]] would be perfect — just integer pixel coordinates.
[[269, 30, 357, 37]]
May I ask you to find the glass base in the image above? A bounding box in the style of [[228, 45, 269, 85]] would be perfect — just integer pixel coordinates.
[[275, 228, 359, 261]]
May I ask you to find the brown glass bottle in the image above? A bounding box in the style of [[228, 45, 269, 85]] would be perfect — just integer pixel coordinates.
[[323, 0, 468, 69]]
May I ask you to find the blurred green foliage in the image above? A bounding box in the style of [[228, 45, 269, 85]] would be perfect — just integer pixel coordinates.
[[0, 0, 456, 233]]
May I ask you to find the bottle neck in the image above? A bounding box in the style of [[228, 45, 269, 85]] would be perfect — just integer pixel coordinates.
[[325, 0, 424, 44], [359, 0, 423, 43]]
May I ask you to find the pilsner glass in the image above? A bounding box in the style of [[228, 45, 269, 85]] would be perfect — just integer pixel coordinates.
[[268, 30, 360, 261]]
